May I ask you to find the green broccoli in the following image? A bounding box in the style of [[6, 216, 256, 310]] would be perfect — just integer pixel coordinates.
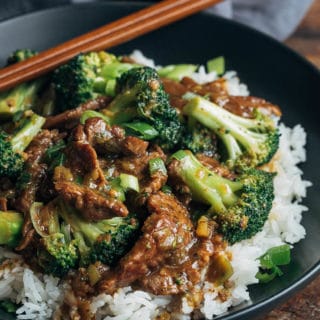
[[38, 232, 79, 277], [183, 96, 279, 169], [0, 49, 44, 119], [29, 201, 79, 277], [58, 201, 140, 266], [6, 49, 37, 65], [52, 51, 137, 111], [106, 66, 183, 150], [181, 118, 218, 156], [37, 233, 79, 277], [0, 210, 23, 248], [0, 113, 45, 178], [171, 150, 275, 243]]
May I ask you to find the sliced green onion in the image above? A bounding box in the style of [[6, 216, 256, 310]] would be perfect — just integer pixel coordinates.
[[93, 77, 107, 93], [256, 270, 277, 283], [110, 177, 126, 202], [171, 150, 187, 161], [207, 56, 225, 75], [123, 122, 159, 140], [256, 244, 291, 283], [149, 157, 167, 175], [80, 110, 111, 125], [158, 64, 198, 81], [105, 79, 117, 97], [263, 244, 291, 266], [119, 173, 140, 192]]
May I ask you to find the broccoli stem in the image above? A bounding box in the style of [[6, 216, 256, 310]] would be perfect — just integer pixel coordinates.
[[0, 49, 43, 119], [183, 96, 277, 167], [172, 150, 242, 213], [10, 113, 46, 152], [158, 64, 198, 81], [102, 88, 139, 124], [58, 201, 124, 245], [0, 211, 23, 247], [220, 133, 242, 162], [184, 96, 265, 144], [0, 81, 44, 119]]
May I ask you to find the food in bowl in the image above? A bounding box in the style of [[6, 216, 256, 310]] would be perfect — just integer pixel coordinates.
[[0, 49, 311, 319]]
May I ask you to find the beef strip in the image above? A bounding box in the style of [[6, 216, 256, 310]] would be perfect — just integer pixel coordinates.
[[44, 96, 111, 129], [99, 192, 214, 296], [163, 76, 281, 118], [115, 144, 167, 205], [140, 237, 214, 295], [216, 95, 282, 118], [54, 181, 128, 221], [115, 145, 166, 180], [84, 117, 149, 157], [65, 124, 106, 187], [121, 136, 149, 157], [84, 117, 126, 155], [14, 129, 61, 250], [98, 192, 194, 294], [167, 160, 192, 207]]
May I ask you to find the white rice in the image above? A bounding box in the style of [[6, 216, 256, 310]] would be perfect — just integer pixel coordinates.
[[0, 51, 311, 319], [0, 252, 65, 319]]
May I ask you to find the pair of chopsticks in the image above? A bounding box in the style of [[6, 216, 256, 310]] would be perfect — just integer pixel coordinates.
[[0, 0, 223, 92]]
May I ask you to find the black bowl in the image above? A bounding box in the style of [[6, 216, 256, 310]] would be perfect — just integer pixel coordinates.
[[0, 3, 319, 319]]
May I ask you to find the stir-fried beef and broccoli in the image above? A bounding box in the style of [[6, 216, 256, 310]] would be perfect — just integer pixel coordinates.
[[0, 49, 284, 317]]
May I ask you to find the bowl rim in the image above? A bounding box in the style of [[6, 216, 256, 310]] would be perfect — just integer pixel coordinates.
[[0, 2, 319, 319]]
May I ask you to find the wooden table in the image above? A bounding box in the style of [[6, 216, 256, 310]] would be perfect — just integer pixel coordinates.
[[263, 1, 320, 319]]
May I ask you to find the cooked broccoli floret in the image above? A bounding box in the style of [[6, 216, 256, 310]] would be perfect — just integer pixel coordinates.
[[0, 210, 23, 248], [6, 49, 37, 65], [0, 49, 44, 119], [171, 150, 275, 243], [181, 118, 218, 156], [52, 51, 136, 111], [38, 233, 79, 277], [107, 66, 183, 150], [183, 96, 279, 169], [29, 202, 78, 277], [0, 113, 45, 178], [59, 201, 139, 266]]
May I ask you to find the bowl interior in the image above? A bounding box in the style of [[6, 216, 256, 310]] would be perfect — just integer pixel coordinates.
[[0, 3, 319, 319]]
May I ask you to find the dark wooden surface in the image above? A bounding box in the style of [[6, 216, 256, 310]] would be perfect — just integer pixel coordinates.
[[263, 1, 320, 319], [286, 0, 320, 68]]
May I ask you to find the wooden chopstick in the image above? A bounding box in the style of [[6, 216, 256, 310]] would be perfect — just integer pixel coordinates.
[[0, 0, 223, 92], [0, 0, 192, 80]]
